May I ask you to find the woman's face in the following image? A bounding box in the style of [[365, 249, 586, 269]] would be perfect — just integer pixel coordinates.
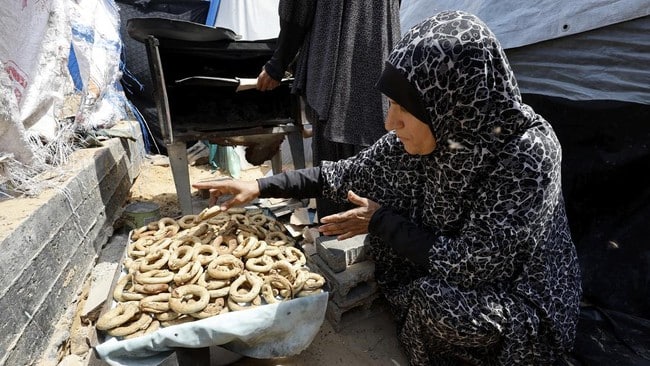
[[385, 99, 436, 155]]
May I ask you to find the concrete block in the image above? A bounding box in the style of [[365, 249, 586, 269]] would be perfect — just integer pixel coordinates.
[[315, 234, 369, 273], [326, 293, 385, 332], [331, 279, 378, 309], [307, 254, 375, 299]]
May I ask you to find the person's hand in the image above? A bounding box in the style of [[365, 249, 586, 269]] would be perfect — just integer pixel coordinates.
[[318, 190, 380, 240], [257, 67, 280, 91], [191, 180, 260, 209]]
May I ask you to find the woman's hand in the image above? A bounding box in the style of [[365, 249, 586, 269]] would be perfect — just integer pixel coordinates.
[[256, 68, 280, 91], [318, 190, 381, 240], [191, 180, 260, 209]]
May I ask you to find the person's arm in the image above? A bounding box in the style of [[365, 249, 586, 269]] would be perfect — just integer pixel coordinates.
[[257, 166, 322, 199], [263, 0, 316, 81], [369, 207, 431, 267]]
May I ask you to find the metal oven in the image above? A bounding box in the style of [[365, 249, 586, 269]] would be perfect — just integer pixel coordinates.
[[127, 18, 305, 214]]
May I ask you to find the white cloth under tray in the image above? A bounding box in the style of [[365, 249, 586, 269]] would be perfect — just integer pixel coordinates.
[[94, 291, 328, 366]]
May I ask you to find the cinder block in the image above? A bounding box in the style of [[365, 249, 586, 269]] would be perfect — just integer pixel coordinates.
[[307, 254, 375, 299], [326, 293, 385, 332], [315, 234, 369, 273], [331, 279, 378, 309]]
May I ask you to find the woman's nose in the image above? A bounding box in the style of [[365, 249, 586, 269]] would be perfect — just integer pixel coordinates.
[[385, 115, 403, 132], [384, 117, 393, 132], [385, 108, 398, 131]]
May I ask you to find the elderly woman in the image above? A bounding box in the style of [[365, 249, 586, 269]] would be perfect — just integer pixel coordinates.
[[193, 11, 582, 365]]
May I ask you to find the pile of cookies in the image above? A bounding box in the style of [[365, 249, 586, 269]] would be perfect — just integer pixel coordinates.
[[96, 207, 325, 339]]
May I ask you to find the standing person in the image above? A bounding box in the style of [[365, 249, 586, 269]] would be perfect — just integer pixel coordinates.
[[197, 11, 582, 365], [256, 0, 401, 219]]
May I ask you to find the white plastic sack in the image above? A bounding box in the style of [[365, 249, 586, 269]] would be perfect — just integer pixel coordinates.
[[0, 0, 71, 159], [68, 0, 127, 129]]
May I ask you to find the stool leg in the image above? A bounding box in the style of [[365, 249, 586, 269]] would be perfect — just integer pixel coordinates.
[[167, 141, 193, 215], [271, 150, 283, 174], [287, 130, 306, 169]]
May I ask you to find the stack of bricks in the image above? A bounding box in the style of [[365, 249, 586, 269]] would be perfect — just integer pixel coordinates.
[[304, 234, 384, 331]]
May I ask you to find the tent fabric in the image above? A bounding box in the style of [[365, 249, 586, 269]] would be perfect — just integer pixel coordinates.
[[400, 0, 650, 49], [214, 0, 280, 41], [399, 2, 650, 106], [507, 16, 650, 105]]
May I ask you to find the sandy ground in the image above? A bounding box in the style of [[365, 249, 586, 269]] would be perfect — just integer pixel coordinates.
[[97, 156, 409, 366]]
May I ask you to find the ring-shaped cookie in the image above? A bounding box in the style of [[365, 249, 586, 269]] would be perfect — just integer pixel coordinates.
[[232, 236, 257, 258], [168, 245, 194, 271], [303, 272, 326, 291], [151, 237, 173, 251], [265, 220, 285, 233], [113, 274, 145, 302], [135, 269, 174, 284], [140, 293, 171, 313], [178, 215, 198, 229], [270, 260, 297, 283], [190, 297, 225, 319], [96, 302, 139, 330], [197, 205, 223, 221], [207, 212, 230, 225], [206, 254, 244, 279], [249, 213, 268, 226], [292, 268, 310, 293], [295, 288, 323, 297], [139, 249, 170, 272], [133, 282, 169, 294], [156, 217, 180, 237], [192, 244, 218, 266], [197, 271, 230, 290], [279, 246, 306, 266], [155, 311, 180, 322], [230, 213, 249, 225], [238, 223, 267, 240], [185, 222, 209, 238], [169, 284, 210, 314], [173, 260, 203, 286], [133, 236, 156, 252], [229, 271, 263, 303], [261, 274, 294, 304], [123, 319, 161, 340], [245, 240, 267, 259], [160, 315, 195, 327], [126, 242, 146, 259], [245, 255, 274, 273], [130, 225, 150, 241], [212, 236, 238, 255], [265, 231, 289, 246], [107, 313, 153, 337], [264, 246, 282, 258], [236, 231, 253, 244], [199, 230, 216, 244]]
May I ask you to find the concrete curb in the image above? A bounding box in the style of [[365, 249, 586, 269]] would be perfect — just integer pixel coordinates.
[[0, 121, 144, 366]]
